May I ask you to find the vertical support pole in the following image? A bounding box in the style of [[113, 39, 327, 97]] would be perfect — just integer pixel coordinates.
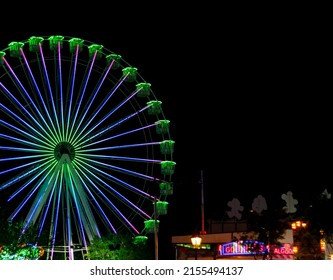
[[154, 198, 158, 260]]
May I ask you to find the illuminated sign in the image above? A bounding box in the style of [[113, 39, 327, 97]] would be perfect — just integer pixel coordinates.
[[219, 240, 265, 256], [273, 244, 293, 255], [218, 241, 294, 256]]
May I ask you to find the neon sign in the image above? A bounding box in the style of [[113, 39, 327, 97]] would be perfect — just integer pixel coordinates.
[[273, 245, 293, 255], [218, 241, 294, 256], [220, 241, 265, 256]]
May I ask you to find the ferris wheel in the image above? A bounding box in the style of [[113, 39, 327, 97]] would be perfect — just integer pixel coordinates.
[[0, 35, 175, 259]]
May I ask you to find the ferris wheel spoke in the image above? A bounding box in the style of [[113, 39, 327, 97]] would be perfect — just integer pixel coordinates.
[[67, 55, 115, 143], [55, 42, 66, 141], [76, 172, 118, 234], [68, 76, 127, 145], [78, 156, 162, 182], [4, 164, 54, 201], [0, 103, 58, 146], [75, 161, 152, 217], [67, 63, 145, 147], [77, 116, 155, 149], [2, 55, 62, 143], [20, 49, 62, 142], [21, 47, 60, 141], [75, 157, 158, 199], [48, 178, 63, 259], [76, 167, 142, 235], [74, 101, 152, 148], [10, 161, 60, 224], [79, 141, 160, 153], [1, 56, 46, 123], [66, 175, 98, 243], [36, 187, 55, 241], [78, 154, 161, 163], [0, 157, 54, 189], [66, 48, 103, 143], [0, 81, 60, 142], [37, 41, 61, 137], [0, 119, 55, 149], [65, 162, 102, 240], [65, 42, 81, 141]]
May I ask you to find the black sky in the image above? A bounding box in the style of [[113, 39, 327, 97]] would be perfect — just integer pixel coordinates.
[[1, 16, 332, 259]]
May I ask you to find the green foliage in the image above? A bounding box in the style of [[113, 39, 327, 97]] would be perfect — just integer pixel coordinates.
[[0, 218, 36, 246], [0, 217, 47, 260], [0, 243, 44, 260], [86, 232, 154, 260]]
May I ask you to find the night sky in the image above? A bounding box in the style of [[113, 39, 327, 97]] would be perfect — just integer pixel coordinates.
[[1, 18, 331, 259]]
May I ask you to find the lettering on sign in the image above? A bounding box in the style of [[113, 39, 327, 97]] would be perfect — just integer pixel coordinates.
[[218, 241, 294, 256]]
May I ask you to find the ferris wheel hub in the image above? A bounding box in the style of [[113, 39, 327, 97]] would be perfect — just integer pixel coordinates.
[[54, 141, 75, 161]]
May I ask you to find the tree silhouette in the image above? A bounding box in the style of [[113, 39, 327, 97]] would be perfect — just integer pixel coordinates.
[[245, 207, 290, 260]]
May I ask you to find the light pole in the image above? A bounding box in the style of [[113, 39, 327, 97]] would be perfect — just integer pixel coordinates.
[[199, 170, 207, 235], [153, 198, 158, 260], [191, 235, 202, 260]]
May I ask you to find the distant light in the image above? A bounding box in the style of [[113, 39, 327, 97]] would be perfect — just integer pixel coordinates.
[[320, 239, 325, 252]]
